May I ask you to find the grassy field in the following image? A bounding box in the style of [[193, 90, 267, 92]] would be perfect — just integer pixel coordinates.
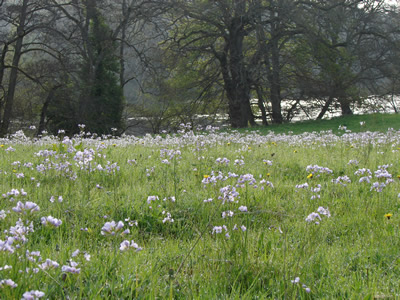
[[240, 112, 400, 135], [1, 114, 400, 299]]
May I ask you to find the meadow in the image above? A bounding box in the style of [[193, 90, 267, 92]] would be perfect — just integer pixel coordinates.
[[1, 114, 400, 299]]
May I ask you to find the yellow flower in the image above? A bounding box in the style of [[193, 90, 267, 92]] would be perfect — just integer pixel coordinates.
[[112, 144, 117, 147], [248, 147, 251, 150], [397, 174, 400, 180], [0, 144, 4, 148], [266, 173, 270, 177], [384, 213, 393, 220], [307, 173, 313, 179], [227, 142, 231, 146], [203, 175, 209, 179], [293, 150, 297, 153], [271, 142, 277, 146]]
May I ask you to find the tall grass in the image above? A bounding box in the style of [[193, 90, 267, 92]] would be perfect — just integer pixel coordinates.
[[0, 116, 400, 298]]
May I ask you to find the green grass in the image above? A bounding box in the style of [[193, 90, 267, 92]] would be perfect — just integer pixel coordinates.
[[1, 115, 400, 298], [239, 113, 400, 135]]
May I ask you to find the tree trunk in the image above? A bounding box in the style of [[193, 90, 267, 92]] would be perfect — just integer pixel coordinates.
[[37, 85, 61, 136], [219, 8, 254, 128], [339, 98, 353, 115], [317, 96, 334, 120], [256, 87, 268, 126], [269, 29, 283, 124], [0, 0, 28, 137]]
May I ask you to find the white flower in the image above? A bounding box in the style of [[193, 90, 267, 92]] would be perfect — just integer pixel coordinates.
[[12, 201, 40, 214], [22, 290, 45, 299], [291, 277, 300, 284], [147, 196, 159, 204], [222, 211, 234, 218], [41, 216, 62, 228], [61, 261, 80, 274], [212, 226, 223, 234], [39, 259, 59, 270], [305, 212, 321, 224], [101, 220, 125, 236], [317, 207, 331, 218], [238, 206, 248, 212], [119, 240, 142, 252], [0, 278, 17, 288], [84, 253, 91, 261]]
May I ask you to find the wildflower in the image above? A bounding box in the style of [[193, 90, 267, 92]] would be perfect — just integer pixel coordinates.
[[72, 249, 80, 257], [22, 290, 45, 299], [263, 160, 273, 166], [295, 182, 309, 189], [307, 173, 313, 179], [0, 210, 7, 220], [41, 216, 62, 228], [222, 211, 234, 218], [101, 220, 125, 236], [240, 225, 247, 232], [61, 261, 80, 274], [212, 226, 223, 234], [162, 211, 174, 223], [147, 196, 159, 204], [317, 207, 331, 218], [238, 206, 248, 212], [305, 212, 321, 224], [291, 277, 300, 284], [39, 259, 59, 270], [119, 240, 142, 252], [0, 265, 12, 271], [12, 201, 40, 214], [384, 213, 393, 220], [0, 279, 17, 288]]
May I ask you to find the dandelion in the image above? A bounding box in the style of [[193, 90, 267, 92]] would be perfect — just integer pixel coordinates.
[[384, 213, 393, 220], [307, 173, 313, 179]]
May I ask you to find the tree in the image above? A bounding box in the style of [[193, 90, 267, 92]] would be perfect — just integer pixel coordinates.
[[0, 0, 57, 136], [167, 0, 259, 128]]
